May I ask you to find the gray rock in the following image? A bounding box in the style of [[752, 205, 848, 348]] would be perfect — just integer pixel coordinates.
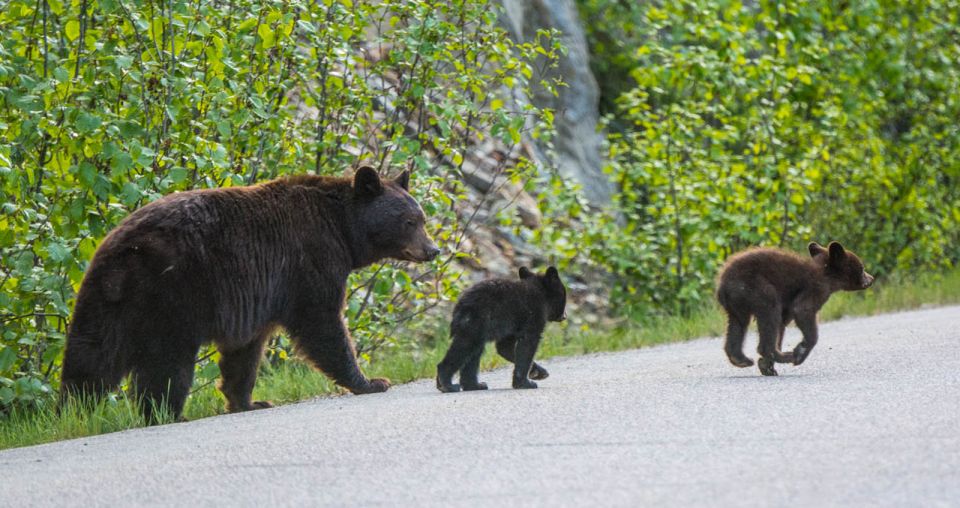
[[500, 0, 614, 205]]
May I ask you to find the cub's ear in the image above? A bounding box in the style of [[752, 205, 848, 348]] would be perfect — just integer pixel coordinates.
[[808, 242, 827, 258], [393, 170, 410, 191], [828, 241, 846, 262], [519, 266, 534, 279], [546, 266, 560, 280], [354, 166, 383, 198]]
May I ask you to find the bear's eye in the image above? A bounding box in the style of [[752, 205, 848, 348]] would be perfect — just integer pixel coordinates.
[[406, 219, 416, 227]]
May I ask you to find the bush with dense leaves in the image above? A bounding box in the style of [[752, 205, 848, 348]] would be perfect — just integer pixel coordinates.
[[0, 0, 562, 409], [569, 0, 960, 316]]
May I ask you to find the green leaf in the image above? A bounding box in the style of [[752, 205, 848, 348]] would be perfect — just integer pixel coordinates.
[[65, 20, 80, 41], [76, 112, 102, 134], [257, 23, 275, 47], [0, 347, 16, 373]]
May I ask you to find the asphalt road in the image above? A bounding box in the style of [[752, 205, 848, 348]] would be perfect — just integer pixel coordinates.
[[1, 306, 958, 507]]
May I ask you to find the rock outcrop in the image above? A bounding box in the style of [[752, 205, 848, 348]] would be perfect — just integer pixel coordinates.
[[500, 0, 614, 205]]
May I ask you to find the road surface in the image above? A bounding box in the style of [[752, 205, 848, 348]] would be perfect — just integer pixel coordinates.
[[1, 306, 958, 507]]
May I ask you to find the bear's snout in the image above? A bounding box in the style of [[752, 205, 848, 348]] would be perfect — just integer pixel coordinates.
[[862, 272, 875, 288], [402, 242, 440, 262]]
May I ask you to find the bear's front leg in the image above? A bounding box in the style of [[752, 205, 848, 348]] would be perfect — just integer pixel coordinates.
[[793, 313, 819, 366], [495, 337, 549, 380], [512, 333, 543, 389], [286, 311, 390, 395]]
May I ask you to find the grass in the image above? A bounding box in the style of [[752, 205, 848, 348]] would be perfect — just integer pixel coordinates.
[[3, 268, 960, 450]]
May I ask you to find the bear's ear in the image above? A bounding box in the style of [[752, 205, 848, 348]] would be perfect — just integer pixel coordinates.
[[546, 266, 560, 280], [354, 166, 383, 198], [828, 241, 846, 262], [808, 242, 827, 258], [393, 170, 410, 191], [518, 266, 534, 279]]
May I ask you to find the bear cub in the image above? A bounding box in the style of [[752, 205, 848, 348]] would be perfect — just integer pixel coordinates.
[[716, 241, 874, 376], [436, 266, 567, 392]]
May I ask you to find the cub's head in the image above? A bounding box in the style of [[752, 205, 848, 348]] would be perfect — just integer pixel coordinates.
[[808, 241, 874, 291], [519, 266, 567, 322], [353, 166, 439, 265]]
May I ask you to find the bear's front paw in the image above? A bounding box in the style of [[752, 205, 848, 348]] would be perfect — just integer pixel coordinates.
[[757, 358, 778, 376], [529, 364, 550, 380], [513, 378, 538, 389], [250, 400, 274, 410], [793, 344, 811, 365], [461, 381, 488, 391], [352, 378, 391, 395]]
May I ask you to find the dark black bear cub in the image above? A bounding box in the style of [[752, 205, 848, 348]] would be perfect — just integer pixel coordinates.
[[716, 241, 874, 376], [61, 166, 438, 421], [436, 266, 567, 392]]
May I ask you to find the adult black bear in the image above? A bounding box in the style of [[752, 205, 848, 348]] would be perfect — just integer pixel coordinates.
[[61, 167, 438, 420], [436, 266, 567, 392], [716, 241, 874, 376]]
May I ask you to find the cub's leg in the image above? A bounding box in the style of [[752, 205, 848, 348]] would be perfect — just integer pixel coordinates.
[[722, 308, 754, 368], [774, 323, 795, 364], [755, 308, 783, 376], [495, 337, 549, 380], [793, 313, 819, 366], [218, 330, 274, 413], [512, 331, 543, 389], [458, 347, 488, 391], [436, 332, 479, 393]]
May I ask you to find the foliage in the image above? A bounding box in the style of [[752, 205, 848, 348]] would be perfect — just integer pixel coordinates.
[[0, 0, 561, 410], [573, 0, 960, 316]]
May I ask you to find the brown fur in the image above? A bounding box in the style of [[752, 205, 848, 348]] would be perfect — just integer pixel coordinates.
[[60, 167, 439, 420], [715, 241, 874, 376], [436, 266, 567, 392]]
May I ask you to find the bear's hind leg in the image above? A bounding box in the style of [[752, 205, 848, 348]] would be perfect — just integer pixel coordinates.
[[436, 334, 477, 393], [755, 309, 783, 376], [495, 337, 549, 380], [722, 309, 754, 368], [458, 347, 488, 391], [60, 336, 129, 406], [130, 341, 200, 423], [218, 330, 273, 413]]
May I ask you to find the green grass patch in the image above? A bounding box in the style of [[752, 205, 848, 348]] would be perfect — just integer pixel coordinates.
[[3, 268, 960, 450]]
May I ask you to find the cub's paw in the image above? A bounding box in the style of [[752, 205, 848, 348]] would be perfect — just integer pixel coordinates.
[[250, 400, 274, 410], [529, 364, 550, 380], [436, 376, 461, 393], [775, 351, 796, 364], [793, 344, 811, 366], [352, 378, 391, 395], [461, 382, 488, 391], [513, 379, 538, 390], [727, 355, 755, 368], [757, 358, 778, 377]]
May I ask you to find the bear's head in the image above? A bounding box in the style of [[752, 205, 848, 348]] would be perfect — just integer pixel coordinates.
[[808, 241, 874, 291], [519, 266, 567, 322], [353, 166, 439, 266]]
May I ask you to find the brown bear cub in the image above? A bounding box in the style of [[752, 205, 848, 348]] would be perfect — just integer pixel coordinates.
[[716, 241, 874, 376], [436, 266, 567, 392], [61, 166, 438, 421]]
